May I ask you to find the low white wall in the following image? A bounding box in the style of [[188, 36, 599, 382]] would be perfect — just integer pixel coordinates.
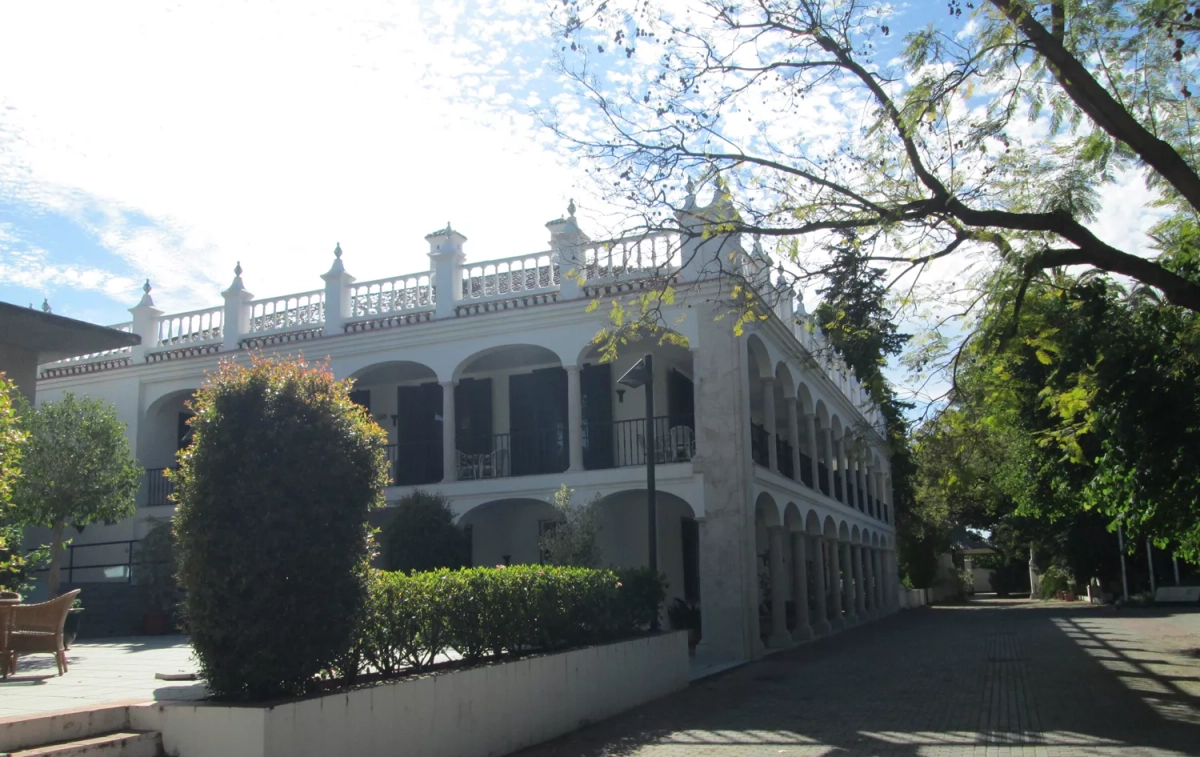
[[897, 588, 929, 609], [132, 631, 690, 757]]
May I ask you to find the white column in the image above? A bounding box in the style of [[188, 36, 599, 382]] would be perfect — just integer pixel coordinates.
[[767, 526, 791, 648], [566, 365, 583, 472], [221, 263, 253, 352], [829, 538, 844, 629], [811, 536, 830, 635], [321, 244, 355, 337], [853, 545, 866, 617], [856, 449, 868, 512], [845, 544, 860, 624], [835, 436, 848, 504], [805, 414, 819, 489], [841, 542, 855, 624], [821, 427, 834, 497], [872, 549, 883, 612], [762, 377, 778, 472], [786, 398, 801, 482], [128, 281, 161, 364], [441, 380, 457, 483], [791, 533, 812, 640]]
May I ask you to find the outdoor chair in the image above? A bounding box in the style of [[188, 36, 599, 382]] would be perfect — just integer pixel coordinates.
[[668, 425, 695, 462], [7, 589, 80, 676]]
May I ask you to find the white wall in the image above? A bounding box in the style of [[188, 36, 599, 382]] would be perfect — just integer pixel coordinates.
[[460, 498, 557, 567], [132, 632, 691, 757]]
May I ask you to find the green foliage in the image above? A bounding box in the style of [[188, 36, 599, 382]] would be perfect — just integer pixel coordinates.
[[1039, 564, 1077, 600], [0, 374, 33, 594], [539, 485, 603, 568], [379, 490, 469, 573], [11, 392, 140, 597], [333, 565, 666, 682], [173, 355, 389, 701], [134, 517, 179, 615]]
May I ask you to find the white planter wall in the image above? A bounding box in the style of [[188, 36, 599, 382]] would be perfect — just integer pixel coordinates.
[[132, 631, 689, 757]]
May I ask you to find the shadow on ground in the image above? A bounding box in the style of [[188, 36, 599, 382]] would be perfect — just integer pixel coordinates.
[[513, 599, 1200, 756]]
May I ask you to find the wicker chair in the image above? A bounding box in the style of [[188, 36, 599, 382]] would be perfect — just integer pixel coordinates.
[[8, 589, 80, 676]]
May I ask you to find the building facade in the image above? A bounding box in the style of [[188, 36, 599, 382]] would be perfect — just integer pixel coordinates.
[[32, 194, 898, 660]]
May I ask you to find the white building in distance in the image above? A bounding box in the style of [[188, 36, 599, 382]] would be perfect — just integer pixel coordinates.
[[33, 192, 898, 661]]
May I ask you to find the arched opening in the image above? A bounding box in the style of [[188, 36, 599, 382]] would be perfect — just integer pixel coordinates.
[[137, 388, 199, 508], [349, 360, 440, 485], [457, 497, 557, 567], [814, 400, 832, 497], [773, 364, 796, 479], [754, 492, 783, 644], [593, 490, 698, 609], [747, 335, 772, 468], [577, 333, 695, 471], [454, 344, 565, 478]]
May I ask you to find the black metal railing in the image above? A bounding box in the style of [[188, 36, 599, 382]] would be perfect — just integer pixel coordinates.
[[799, 452, 814, 488], [818, 463, 829, 496], [867, 495, 875, 518], [498, 429, 567, 478], [858, 487, 866, 511], [584, 416, 694, 470], [777, 439, 794, 479], [33, 539, 139, 584], [386, 441, 441, 486], [834, 474, 843, 502], [750, 423, 769, 467], [140, 467, 176, 507]]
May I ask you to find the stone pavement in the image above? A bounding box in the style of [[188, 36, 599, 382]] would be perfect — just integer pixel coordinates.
[[0, 635, 203, 719], [513, 598, 1200, 757]]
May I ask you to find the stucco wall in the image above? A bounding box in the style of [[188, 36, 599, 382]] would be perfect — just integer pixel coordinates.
[[132, 631, 690, 757]]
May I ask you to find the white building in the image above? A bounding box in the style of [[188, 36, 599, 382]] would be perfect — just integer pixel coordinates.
[[32, 192, 898, 661]]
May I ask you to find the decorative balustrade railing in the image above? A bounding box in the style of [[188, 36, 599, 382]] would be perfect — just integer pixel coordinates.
[[247, 290, 325, 335], [140, 467, 176, 508], [461, 253, 558, 301], [155, 306, 223, 348], [583, 416, 694, 470], [582, 233, 678, 280], [750, 423, 769, 468], [351, 273, 434, 320]]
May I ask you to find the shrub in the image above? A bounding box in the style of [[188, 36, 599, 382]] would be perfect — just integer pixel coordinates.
[[1039, 564, 1076, 599], [134, 517, 181, 617], [539, 485, 602, 568], [173, 355, 389, 701], [337, 565, 667, 683], [379, 490, 469, 573]]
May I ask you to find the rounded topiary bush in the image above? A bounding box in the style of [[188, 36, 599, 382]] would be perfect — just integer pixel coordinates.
[[173, 355, 389, 701]]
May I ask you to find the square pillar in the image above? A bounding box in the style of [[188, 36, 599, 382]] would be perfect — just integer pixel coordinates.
[[810, 536, 830, 636], [566, 365, 583, 471], [441, 380, 457, 483], [790, 532, 812, 641], [767, 526, 791, 648], [762, 377, 777, 472]]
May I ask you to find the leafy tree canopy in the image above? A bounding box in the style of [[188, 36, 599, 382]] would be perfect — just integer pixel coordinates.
[[11, 392, 140, 597]]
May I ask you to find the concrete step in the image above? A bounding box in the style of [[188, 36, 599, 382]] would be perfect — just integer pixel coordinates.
[[8, 730, 161, 757], [0, 707, 129, 754]]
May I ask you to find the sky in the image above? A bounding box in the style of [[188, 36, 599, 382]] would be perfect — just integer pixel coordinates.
[[0, 1, 1165, 412]]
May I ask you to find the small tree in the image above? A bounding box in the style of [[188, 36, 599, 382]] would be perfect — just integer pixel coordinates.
[[12, 392, 140, 598], [379, 490, 469, 573], [539, 485, 603, 568], [0, 373, 34, 594], [173, 355, 389, 701]]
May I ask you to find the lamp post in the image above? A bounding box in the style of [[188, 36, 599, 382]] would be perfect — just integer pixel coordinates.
[[618, 354, 658, 630]]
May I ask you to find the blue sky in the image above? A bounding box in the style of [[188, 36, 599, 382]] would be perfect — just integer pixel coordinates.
[[0, 1, 1161, 413]]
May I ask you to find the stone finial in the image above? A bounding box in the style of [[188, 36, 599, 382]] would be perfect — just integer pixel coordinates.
[[225, 261, 246, 292], [334, 242, 342, 259], [135, 279, 155, 308], [751, 234, 765, 257], [41, 298, 51, 314], [567, 199, 576, 218], [775, 264, 791, 291], [326, 243, 347, 276]]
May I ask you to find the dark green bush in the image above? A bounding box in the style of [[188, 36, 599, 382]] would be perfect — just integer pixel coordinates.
[[379, 490, 470, 573], [173, 356, 389, 701], [336, 565, 666, 682]]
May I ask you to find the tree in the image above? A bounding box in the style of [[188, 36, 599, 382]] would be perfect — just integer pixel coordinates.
[[379, 490, 470, 573], [11, 393, 140, 598], [551, 0, 1200, 319], [539, 485, 604, 568], [0, 373, 35, 594], [173, 355, 389, 701]]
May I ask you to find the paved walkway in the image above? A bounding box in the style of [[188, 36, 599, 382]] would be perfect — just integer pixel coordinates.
[[0, 636, 202, 719], [513, 599, 1200, 757]]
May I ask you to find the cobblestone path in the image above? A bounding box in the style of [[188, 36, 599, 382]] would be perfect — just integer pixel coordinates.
[[513, 599, 1200, 756]]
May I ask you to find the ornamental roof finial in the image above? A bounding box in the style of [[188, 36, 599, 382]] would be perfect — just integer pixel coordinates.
[[334, 242, 342, 259], [135, 278, 155, 308], [567, 199, 576, 218], [41, 298, 51, 314], [234, 261, 243, 277], [143, 279, 151, 295]]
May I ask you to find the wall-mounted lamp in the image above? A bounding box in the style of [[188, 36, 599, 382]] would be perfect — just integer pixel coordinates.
[[616, 389, 626, 403]]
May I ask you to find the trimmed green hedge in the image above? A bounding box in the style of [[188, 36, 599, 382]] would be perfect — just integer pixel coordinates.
[[333, 565, 665, 682]]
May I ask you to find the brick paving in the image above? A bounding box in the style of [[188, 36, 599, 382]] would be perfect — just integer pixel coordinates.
[[513, 599, 1200, 757]]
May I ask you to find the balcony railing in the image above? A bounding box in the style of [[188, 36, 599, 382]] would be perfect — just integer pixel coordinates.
[[818, 464, 829, 496], [584, 416, 694, 470], [799, 452, 813, 488], [386, 442, 442, 487], [834, 475, 843, 503], [140, 467, 176, 508], [750, 423, 769, 468], [777, 439, 794, 480]]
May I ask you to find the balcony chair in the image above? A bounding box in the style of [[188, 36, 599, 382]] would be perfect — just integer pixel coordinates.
[[668, 425, 695, 462], [6, 589, 81, 677]]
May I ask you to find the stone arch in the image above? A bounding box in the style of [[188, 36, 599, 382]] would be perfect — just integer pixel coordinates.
[[783, 502, 803, 532], [456, 497, 558, 567], [774, 363, 796, 399], [838, 520, 851, 542], [755, 491, 782, 527], [796, 381, 815, 416], [822, 514, 838, 540], [454, 344, 562, 382], [805, 510, 823, 536], [746, 333, 773, 378], [138, 387, 200, 470], [593, 489, 698, 606], [872, 532, 881, 547], [851, 524, 862, 544]]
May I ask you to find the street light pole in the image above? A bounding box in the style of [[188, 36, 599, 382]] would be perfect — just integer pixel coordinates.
[[618, 353, 659, 631]]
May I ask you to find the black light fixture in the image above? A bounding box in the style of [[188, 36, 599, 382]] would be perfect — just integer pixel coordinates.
[[618, 354, 658, 630]]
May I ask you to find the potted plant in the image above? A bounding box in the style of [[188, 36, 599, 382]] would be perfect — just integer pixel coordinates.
[[63, 596, 84, 648], [134, 517, 179, 635], [667, 598, 702, 655]]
